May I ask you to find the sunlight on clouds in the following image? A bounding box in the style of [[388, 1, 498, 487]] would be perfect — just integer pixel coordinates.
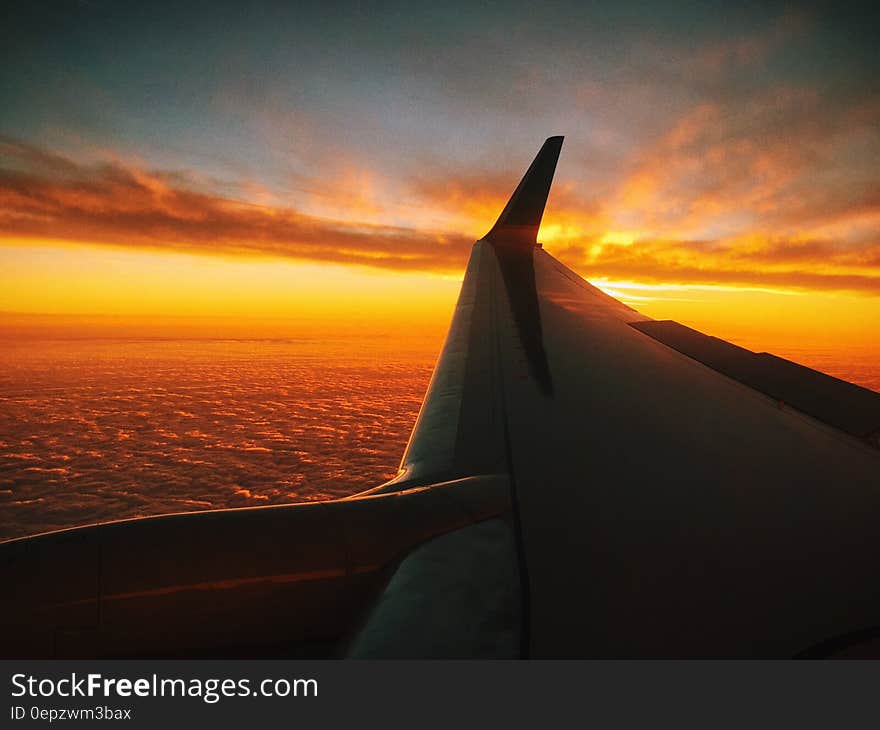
[[598, 231, 641, 246], [589, 278, 803, 297]]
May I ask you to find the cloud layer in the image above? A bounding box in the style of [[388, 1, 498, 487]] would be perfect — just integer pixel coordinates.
[[0, 337, 434, 540]]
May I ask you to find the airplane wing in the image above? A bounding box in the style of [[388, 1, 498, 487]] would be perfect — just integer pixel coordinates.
[[353, 136, 880, 658], [3, 138, 880, 659]]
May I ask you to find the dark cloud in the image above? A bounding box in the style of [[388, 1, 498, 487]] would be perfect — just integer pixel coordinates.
[[0, 138, 473, 272]]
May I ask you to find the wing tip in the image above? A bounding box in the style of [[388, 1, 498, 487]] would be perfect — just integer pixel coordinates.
[[484, 136, 564, 245]]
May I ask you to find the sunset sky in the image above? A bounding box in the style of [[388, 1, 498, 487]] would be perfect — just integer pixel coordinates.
[[1, 1, 878, 350]]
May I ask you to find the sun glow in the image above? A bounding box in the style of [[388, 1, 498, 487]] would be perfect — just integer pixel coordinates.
[[598, 231, 642, 246], [0, 241, 461, 339]]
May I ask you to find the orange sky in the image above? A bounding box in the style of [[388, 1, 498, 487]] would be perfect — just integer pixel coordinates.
[[1, 235, 877, 365], [2, 2, 878, 373], [1, 137, 877, 360]]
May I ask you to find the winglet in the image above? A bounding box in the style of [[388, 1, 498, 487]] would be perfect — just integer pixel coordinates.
[[483, 136, 563, 246]]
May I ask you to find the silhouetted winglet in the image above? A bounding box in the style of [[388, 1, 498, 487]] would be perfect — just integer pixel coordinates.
[[483, 136, 564, 246]]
